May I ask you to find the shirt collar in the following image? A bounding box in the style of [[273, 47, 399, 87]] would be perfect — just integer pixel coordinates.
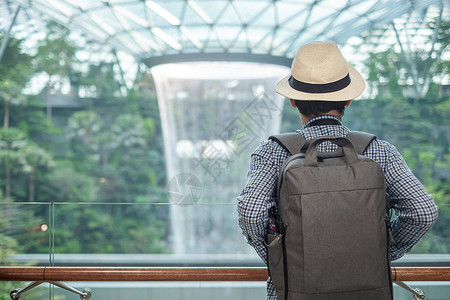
[[302, 115, 342, 129]]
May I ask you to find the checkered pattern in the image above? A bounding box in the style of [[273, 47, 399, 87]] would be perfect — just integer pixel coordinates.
[[237, 115, 438, 300]]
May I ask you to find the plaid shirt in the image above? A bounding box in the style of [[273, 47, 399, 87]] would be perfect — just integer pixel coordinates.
[[237, 115, 438, 300]]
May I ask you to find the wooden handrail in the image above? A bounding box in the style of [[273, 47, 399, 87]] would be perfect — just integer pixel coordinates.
[[1, 267, 450, 282]]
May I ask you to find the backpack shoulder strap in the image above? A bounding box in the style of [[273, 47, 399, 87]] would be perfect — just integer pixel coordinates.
[[269, 131, 376, 155], [346, 131, 377, 155], [269, 132, 307, 155]]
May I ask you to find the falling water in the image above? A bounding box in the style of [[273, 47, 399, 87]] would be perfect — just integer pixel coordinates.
[[152, 62, 288, 255]]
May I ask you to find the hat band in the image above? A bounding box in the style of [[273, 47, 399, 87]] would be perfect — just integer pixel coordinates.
[[288, 73, 351, 94]]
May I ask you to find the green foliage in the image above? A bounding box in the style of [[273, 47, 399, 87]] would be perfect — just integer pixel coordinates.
[[0, 192, 19, 299], [0, 23, 169, 256], [43, 167, 99, 203], [0, 193, 20, 264], [22, 142, 54, 172], [80, 62, 123, 99], [346, 101, 450, 255], [0, 128, 27, 199], [34, 21, 77, 93], [1, 15, 447, 260], [66, 110, 102, 145], [0, 35, 33, 128], [0, 36, 33, 80], [345, 18, 450, 254]]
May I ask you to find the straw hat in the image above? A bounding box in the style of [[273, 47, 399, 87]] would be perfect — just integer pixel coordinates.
[[275, 41, 365, 101]]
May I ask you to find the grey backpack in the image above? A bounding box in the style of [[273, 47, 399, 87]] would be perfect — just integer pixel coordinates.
[[266, 132, 393, 300]]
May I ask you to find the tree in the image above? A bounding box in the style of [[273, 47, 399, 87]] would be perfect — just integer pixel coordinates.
[[391, 10, 449, 99], [0, 19, 169, 255], [357, 12, 449, 101], [66, 110, 102, 145], [34, 21, 77, 122], [112, 114, 148, 148], [79, 61, 122, 101], [22, 143, 54, 202], [0, 36, 33, 128], [92, 132, 118, 166], [0, 128, 27, 199]]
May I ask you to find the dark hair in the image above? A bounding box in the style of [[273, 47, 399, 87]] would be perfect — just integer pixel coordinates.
[[293, 100, 347, 117]]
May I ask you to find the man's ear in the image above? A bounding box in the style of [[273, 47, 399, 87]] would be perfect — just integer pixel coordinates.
[[345, 100, 352, 107], [290, 99, 297, 108]]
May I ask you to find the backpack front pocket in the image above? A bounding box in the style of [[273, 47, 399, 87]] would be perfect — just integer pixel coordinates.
[[266, 233, 286, 298]]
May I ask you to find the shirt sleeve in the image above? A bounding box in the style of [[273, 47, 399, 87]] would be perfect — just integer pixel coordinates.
[[381, 141, 439, 260], [237, 141, 279, 264]]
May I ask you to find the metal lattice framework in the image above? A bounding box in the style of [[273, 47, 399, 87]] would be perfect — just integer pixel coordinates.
[[0, 0, 448, 66]]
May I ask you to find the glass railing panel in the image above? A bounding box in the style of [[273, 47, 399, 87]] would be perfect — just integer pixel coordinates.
[[0, 202, 51, 300], [1, 201, 449, 300], [51, 203, 260, 266], [0, 202, 51, 264], [52, 202, 170, 257]]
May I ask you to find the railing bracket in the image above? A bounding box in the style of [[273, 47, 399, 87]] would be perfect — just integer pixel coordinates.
[[10, 281, 91, 300], [395, 281, 426, 299]]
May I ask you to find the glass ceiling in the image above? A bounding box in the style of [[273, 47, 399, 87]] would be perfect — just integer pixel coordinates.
[[0, 0, 448, 66]]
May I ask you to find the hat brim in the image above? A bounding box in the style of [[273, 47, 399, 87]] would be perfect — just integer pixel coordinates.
[[275, 64, 366, 101]]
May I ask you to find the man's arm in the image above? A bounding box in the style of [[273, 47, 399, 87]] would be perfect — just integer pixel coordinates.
[[237, 141, 279, 264], [382, 142, 438, 260]]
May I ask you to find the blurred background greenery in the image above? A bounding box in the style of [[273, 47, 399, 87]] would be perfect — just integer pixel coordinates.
[[0, 17, 448, 265]]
